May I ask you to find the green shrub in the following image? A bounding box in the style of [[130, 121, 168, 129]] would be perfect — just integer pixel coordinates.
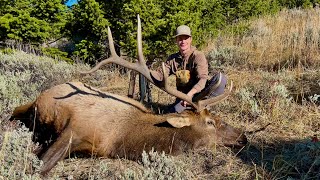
[[145, 151, 191, 179], [41, 47, 73, 64], [121, 149, 192, 180], [238, 88, 261, 117], [207, 46, 248, 68], [0, 126, 42, 179], [0, 51, 79, 119], [0, 48, 14, 54]]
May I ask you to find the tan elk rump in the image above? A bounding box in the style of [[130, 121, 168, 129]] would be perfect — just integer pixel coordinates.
[[10, 15, 247, 175]]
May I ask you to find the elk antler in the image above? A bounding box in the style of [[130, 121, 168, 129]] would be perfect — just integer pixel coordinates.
[[80, 14, 232, 112], [80, 15, 152, 83]]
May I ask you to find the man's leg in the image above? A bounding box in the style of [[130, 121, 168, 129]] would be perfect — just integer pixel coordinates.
[[173, 102, 188, 113], [193, 73, 227, 101], [168, 73, 227, 113], [208, 73, 227, 97], [167, 99, 188, 113]]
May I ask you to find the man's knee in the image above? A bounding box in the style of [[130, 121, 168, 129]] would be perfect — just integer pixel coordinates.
[[209, 73, 227, 97]]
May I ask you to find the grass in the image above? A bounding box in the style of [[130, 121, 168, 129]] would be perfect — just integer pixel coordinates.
[[1, 8, 320, 179], [204, 8, 320, 71]]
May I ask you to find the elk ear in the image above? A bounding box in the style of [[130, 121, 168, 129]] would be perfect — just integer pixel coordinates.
[[167, 117, 191, 128], [200, 108, 210, 116]]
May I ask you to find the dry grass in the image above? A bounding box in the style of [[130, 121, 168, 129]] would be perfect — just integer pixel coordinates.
[[1, 8, 320, 180], [205, 8, 320, 71]]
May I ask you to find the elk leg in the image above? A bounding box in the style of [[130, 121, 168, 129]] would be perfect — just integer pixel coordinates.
[[40, 128, 79, 175]]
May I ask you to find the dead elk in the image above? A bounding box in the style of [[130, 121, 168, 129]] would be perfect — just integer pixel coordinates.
[[11, 82, 247, 175], [10, 15, 247, 175]]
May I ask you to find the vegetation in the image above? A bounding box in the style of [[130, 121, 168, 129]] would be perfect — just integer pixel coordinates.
[[0, 126, 42, 179], [1, 0, 320, 63], [66, 0, 110, 63], [1, 7, 319, 179], [0, 0, 69, 42]]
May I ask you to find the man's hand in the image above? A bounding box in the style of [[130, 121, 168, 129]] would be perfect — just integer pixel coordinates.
[[180, 100, 189, 107], [181, 88, 198, 107]]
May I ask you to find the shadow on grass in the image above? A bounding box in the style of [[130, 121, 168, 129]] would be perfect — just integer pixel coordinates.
[[238, 138, 320, 179]]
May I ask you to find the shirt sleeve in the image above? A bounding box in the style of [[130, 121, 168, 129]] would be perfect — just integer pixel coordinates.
[[192, 51, 208, 92]]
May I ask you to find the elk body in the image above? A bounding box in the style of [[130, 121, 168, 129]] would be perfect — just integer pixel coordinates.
[[10, 15, 247, 175], [11, 82, 247, 175]]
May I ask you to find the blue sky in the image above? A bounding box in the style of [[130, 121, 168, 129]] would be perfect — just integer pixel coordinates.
[[66, 0, 77, 6]]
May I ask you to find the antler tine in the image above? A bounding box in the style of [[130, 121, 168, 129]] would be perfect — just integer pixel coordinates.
[[161, 62, 199, 111], [198, 81, 233, 111], [80, 15, 155, 85], [137, 14, 146, 66], [108, 26, 117, 57], [79, 27, 120, 74], [136, 14, 153, 82]]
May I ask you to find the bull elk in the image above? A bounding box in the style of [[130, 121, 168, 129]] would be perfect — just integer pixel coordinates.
[[10, 15, 247, 175]]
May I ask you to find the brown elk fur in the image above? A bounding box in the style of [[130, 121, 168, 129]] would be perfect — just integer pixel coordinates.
[[11, 82, 247, 175]]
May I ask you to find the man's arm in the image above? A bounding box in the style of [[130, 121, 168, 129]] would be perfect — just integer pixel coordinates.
[[181, 51, 209, 106], [191, 51, 209, 93]]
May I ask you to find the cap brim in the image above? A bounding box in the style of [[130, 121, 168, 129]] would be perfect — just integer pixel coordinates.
[[173, 34, 192, 38]]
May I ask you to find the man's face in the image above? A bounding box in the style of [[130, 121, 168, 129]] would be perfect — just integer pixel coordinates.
[[176, 35, 192, 52]]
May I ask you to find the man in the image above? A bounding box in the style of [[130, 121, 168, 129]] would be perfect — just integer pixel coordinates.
[[151, 25, 227, 113]]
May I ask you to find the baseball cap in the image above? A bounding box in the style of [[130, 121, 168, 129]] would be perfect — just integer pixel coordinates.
[[174, 25, 191, 37]]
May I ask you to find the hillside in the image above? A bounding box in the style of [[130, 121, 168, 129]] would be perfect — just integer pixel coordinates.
[[0, 8, 319, 179]]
